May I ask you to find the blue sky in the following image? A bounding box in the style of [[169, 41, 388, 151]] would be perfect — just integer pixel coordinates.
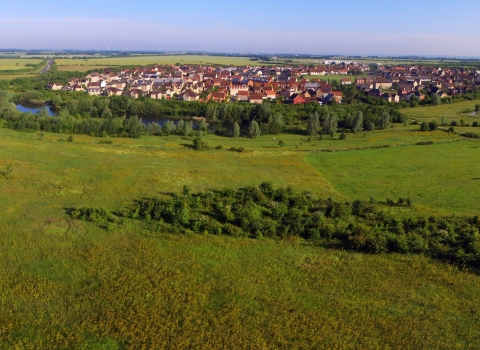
[[1, 0, 479, 56]]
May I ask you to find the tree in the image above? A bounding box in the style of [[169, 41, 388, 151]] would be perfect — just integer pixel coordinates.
[[429, 121, 438, 131], [431, 93, 441, 106], [278, 140, 285, 148], [420, 122, 429, 131], [441, 116, 448, 126], [248, 120, 260, 138], [193, 135, 210, 150], [475, 104, 480, 112], [232, 122, 240, 138], [183, 121, 191, 136], [177, 119, 185, 134], [339, 131, 346, 140], [199, 118, 207, 131], [267, 114, 284, 134], [322, 112, 337, 136], [380, 111, 390, 130], [352, 111, 363, 133], [473, 121, 479, 127], [307, 112, 320, 136]]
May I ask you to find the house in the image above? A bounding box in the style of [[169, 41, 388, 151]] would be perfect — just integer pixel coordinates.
[[289, 94, 306, 105], [381, 93, 400, 103], [105, 87, 123, 96], [249, 93, 264, 104], [46, 82, 63, 91], [237, 90, 249, 102], [128, 89, 143, 99], [341, 78, 352, 85], [211, 92, 227, 102], [87, 82, 102, 96], [263, 87, 276, 99], [374, 78, 393, 90], [179, 89, 199, 101]]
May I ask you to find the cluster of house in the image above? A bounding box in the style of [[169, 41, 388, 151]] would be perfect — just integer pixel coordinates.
[[46, 61, 480, 105]]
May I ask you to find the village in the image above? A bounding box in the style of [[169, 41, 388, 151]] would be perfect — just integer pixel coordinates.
[[46, 61, 480, 105]]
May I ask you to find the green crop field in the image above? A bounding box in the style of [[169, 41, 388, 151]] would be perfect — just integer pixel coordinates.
[[55, 55, 258, 68], [1, 118, 480, 348], [0, 58, 44, 70]]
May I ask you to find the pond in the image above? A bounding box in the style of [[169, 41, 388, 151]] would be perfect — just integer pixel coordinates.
[[16, 103, 56, 116], [14, 103, 240, 133]]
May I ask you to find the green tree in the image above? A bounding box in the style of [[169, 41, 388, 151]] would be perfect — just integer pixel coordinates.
[[380, 111, 390, 130], [307, 112, 320, 136], [322, 112, 337, 136], [232, 122, 240, 138], [248, 120, 261, 138], [420, 122, 429, 131], [431, 93, 441, 106], [441, 116, 448, 126], [267, 114, 284, 134], [199, 118, 207, 131], [177, 119, 185, 134], [475, 104, 480, 112], [183, 121, 191, 136], [429, 121, 438, 131], [278, 140, 285, 147], [352, 111, 363, 133]]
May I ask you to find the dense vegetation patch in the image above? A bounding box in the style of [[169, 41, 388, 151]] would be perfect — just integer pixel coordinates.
[[71, 183, 480, 268]]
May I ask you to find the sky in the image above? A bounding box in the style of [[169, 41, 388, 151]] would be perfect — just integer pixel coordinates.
[[1, 0, 479, 57]]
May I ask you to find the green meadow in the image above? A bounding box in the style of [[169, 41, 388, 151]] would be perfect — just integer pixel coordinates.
[[1, 111, 480, 347], [403, 99, 480, 125]]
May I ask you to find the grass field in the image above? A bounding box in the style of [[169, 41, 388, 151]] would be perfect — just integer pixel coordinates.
[[307, 139, 480, 215], [1, 118, 480, 347], [403, 99, 480, 125]]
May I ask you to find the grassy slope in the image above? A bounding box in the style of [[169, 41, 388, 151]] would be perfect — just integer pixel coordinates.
[[1, 120, 480, 347], [403, 99, 480, 125], [307, 138, 480, 215]]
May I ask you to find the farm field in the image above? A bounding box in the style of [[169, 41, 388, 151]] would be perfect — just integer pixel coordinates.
[[55, 55, 258, 68], [1, 125, 480, 348], [0, 58, 44, 70]]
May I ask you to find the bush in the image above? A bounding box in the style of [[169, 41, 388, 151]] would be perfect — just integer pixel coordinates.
[[461, 132, 479, 139], [473, 121, 479, 127], [428, 121, 438, 131], [193, 137, 210, 150]]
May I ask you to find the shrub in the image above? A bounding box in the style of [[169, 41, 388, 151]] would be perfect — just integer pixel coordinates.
[[193, 137, 210, 150], [428, 121, 438, 131]]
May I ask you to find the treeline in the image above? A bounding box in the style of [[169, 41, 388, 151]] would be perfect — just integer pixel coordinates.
[[0, 91, 144, 137], [70, 183, 480, 268]]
